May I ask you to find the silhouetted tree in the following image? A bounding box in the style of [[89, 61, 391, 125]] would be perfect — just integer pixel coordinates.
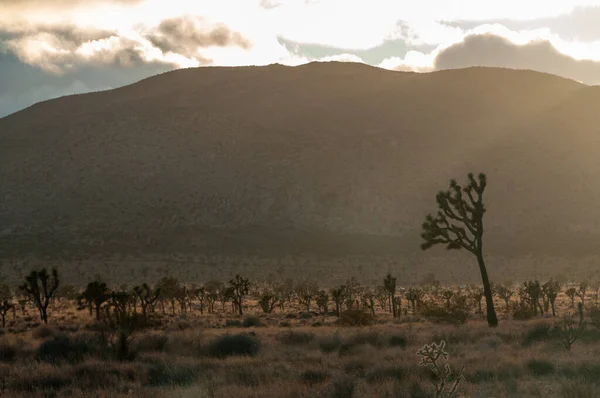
[[577, 281, 588, 309], [495, 284, 513, 310], [19, 268, 59, 324], [330, 285, 346, 316], [78, 281, 112, 320], [133, 284, 160, 319], [227, 275, 250, 316], [316, 290, 329, 314], [0, 284, 13, 328], [296, 280, 318, 312], [566, 287, 577, 308], [524, 280, 542, 316], [421, 173, 498, 327], [542, 279, 561, 317], [383, 273, 397, 316]]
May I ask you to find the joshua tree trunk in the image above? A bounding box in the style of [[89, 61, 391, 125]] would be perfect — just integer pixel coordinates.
[[476, 250, 498, 327]]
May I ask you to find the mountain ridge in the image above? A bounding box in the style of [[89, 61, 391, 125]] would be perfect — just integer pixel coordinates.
[[1, 63, 600, 275]]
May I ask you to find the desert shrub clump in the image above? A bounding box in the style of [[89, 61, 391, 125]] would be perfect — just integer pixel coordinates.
[[36, 334, 96, 364], [206, 333, 261, 358], [337, 310, 374, 326], [242, 316, 262, 328], [527, 359, 555, 376], [276, 330, 315, 346], [522, 323, 553, 346]]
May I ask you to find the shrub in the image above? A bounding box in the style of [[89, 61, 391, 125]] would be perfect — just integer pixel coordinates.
[[242, 316, 262, 328], [279, 321, 291, 327], [319, 334, 342, 353], [36, 335, 95, 364], [146, 362, 199, 387], [331, 377, 356, 398], [523, 323, 553, 346], [135, 333, 169, 353], [299, 312, 314, 319], [276, 331, 315, 346], [527, 359, 555, 376], [512, 303, 534, 320], [225, 319, 242, 328], [421, 301, 469, 324], [32, 325, 55, 340], [0, 342, 16, 363], [206, 334, 260, 358], [349, 331, 384, 348], [300, 370, 330, 385], [389, 334, 408, 348], [365, 366, 405, 383], [337, 310, 374, 326]]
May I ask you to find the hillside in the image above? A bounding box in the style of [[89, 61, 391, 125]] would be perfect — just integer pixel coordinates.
[[1, 62, 600, 282]]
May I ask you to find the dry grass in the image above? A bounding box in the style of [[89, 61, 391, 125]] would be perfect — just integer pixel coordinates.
[[1, 308, 600, 397]]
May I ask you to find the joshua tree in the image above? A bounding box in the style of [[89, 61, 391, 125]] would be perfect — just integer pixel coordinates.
[[258, 293, 280, 314], [565, 287, 577, 308], [316, 290, 329, 314], [383, 273, 397, 317], [296, 280, 318, 312], [495, 284, 513, 310], [19, 268, 59, 324], [421, 173, 498, 327], [330, 285, 346, 316], [193, 286, 206, 314], [542, 279, 561, 316], [133, 284, 160, 319], [0, 285, 13, 328], [227, 275, 250, 316], [156, 276, 181, 314], [523, 280, 542, 316], [78, 281, 112, 320], [577, 281, 588, 309]]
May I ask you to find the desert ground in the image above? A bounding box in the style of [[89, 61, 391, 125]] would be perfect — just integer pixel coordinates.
[[0, 271, 599, 398]]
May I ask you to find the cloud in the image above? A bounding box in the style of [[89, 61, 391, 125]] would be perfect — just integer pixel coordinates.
[[379, 28, 600, 85], [443, 6, 600, 42], [147, 16, 251, 60]]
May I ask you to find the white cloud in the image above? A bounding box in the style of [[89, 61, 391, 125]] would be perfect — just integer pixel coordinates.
[[378, 26, 600, 85], [2, 0, 600, 82]]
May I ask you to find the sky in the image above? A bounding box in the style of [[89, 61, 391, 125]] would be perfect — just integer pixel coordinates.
[[1, 0, 600, 118]]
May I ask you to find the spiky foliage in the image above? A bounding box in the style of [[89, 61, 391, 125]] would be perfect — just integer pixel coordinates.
[[133, 284, 160, 319], [421, 173, 498, 327], [227, 275, 250, 316], [565, 287, 577, 308], [577, 281, 589, 309], [523, 280, 542, 316], [495, 284, 513, 310], [383, 273, 397, 316], [78, 281, 111, 320], [316, 290, 329, 314], [296, 280, 319, 313], [0, 284, 13, 328], [19, 268, 59, 324], [554, 303, 586, 351], [542, 279, 561, 316], [330, 285, 346, 317], [416, 340, 465, 398]]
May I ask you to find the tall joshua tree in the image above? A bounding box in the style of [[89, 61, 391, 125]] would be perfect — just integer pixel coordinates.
[[421, 173, 498, 327], [19, 268, 59, 324]]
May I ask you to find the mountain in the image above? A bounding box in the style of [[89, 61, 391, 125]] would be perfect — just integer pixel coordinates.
[[1, 62, 600, 282]]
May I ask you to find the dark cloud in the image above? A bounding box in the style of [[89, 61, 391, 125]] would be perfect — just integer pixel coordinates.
[[442, 6, 600, 42], [432, 33, 600, 85], [148, 16, 251, 58]]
